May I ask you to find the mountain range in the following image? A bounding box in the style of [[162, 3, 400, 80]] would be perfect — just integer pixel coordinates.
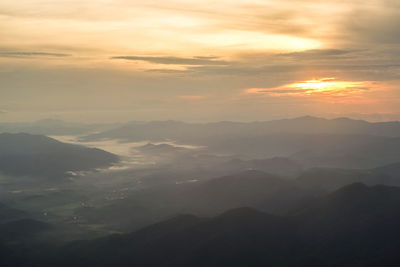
[[82, 116, 400, 142]]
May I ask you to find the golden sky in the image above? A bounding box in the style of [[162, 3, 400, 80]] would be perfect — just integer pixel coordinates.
[[1, 0, 400, 122]]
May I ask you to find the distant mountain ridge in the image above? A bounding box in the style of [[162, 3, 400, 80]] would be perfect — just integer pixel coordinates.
[[82, 116, 400, 142], [296, 161, 400, 191], [80, 117, 400, 169]]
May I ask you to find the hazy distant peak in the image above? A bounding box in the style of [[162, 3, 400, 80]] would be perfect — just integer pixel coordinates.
[[222, 170, 280, 179], [331, 117, 363, 122], [136, 142, 187, 153], [217, 207, 269, 219], [291, 115, 326, 121]]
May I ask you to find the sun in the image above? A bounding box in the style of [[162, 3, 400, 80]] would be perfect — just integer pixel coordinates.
[[244, 78, 370, 97], [292, 79, 336, 90], [287, 78, 365, 95]]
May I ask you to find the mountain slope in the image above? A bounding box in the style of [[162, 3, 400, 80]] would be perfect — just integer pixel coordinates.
[[0, 133, 118, 177]]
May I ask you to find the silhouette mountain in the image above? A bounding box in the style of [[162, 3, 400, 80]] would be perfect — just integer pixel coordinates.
[[0, 133, 118, 177]]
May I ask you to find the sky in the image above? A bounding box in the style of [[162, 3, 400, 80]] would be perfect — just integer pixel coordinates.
[[1, 0, 400, 122]]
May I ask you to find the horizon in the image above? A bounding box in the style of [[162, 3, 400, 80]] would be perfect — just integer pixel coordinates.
[[3, 114, 400, 124]]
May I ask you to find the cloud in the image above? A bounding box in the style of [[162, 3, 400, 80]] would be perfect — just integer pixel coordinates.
[[0, 51, 71, 58], [146, 63, 303, 76], [111, 56, 228, 65], [341, 3, 400, 45], [145, 69, 191, 74], [277, 49, 359, 59], [187, 64, 302, 75], [139, 47, 399, 78]]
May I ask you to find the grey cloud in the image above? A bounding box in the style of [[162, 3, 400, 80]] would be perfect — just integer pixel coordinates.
[[146, 65, 298, 76], [146, 69, 191, 74], [193, 56, 219, 60], [277, 49, 359, 59], [145, 60, 400, 84], [0, 51, 71, 58], [333, 2, 400, 49], [187, 65, 302, 75], [111, 56, 228, 65]]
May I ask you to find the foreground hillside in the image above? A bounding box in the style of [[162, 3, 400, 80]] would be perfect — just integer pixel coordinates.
[[38, 183, 400, 267]]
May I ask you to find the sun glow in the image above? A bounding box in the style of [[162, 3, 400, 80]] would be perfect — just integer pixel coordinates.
[[245, 78, 370, 97], [292, 79, 336, 90], [289, 78, 365, 95]]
